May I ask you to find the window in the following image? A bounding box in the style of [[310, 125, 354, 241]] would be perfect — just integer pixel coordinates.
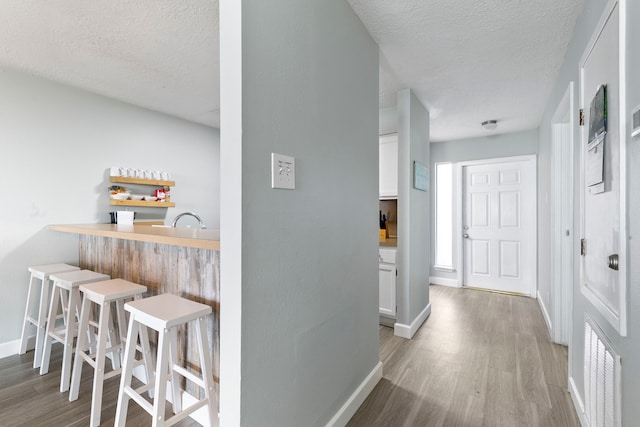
[[435, 163, 454, 269]]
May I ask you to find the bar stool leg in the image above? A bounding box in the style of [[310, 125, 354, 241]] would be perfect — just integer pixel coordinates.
[[115, 300, 128, 367], [114, 318, 140, 427], [197, 316, 216, 425], [59, 287, 81, 392], [33, 277, 51, 369], [59, 286, 70, 327], [106, 306, 120, 371], [115, 296, 154, 393], [152, 328, 170, 427], [128, 294, 154, 394], [139, 318, 154, 396], [115, 298, 158, 375], [90, 300, 111, 427], [39, 282, 61, 375], [19, 274, 38, 355], [69, 296, 92, 402], [169, 329, 182, 414]]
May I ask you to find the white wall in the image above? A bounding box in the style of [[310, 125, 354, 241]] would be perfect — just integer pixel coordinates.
[[538, 0, 640, 423], [431, 129, 539, 164], [429, 129, 538, 281], [219, 0, 380, 425], [379, 105, 398, 135], [537, 0, 605, 414], [396, 89, 431, 330], [0, 68, 220, 346], [625, 0, 640, 419]]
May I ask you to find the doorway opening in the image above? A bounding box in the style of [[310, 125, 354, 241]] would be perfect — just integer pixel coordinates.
[[550, 82, 575, 346]]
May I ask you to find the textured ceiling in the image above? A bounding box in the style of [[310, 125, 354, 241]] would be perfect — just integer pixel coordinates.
[[0, 0, 219, 127], [348, 0, 585, 141], [0, 1, 583, 140]]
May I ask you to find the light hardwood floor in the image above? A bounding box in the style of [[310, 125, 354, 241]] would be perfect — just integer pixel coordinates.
[[0, 345, 200, 426], [348, 285, 580, 427], [1, 285, 579, 426]]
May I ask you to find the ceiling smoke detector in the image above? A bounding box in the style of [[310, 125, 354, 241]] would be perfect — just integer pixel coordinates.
[[482, 120, 497, 131]]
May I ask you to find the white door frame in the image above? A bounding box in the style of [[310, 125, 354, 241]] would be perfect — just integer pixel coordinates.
[[455, 155, 538, 296], [550, 82, 575, 346], [578, 0, 627, 336]]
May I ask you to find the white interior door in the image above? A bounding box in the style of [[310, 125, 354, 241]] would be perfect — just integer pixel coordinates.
[[579, 0, 626, 336], [462, 157, 536, 295]]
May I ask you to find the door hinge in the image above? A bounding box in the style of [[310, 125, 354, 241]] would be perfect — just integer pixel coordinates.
[[395, 269, 398, 276], [579, 109, 584, 126], [581, 238, 586, 256]]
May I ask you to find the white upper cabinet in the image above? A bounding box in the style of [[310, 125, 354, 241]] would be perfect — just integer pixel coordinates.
[[379, 134, 398, 199]]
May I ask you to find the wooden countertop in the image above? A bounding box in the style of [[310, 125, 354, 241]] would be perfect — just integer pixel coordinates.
[[379, 238, 397, 247], [49, 224, 220, 250]]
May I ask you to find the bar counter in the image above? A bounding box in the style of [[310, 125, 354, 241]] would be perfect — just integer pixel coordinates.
[[48, 223, 220, 250], [49, 223, 220, 403]]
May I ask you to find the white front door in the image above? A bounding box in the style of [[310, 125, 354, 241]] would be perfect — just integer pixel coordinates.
[[462, 158, 536, 295]]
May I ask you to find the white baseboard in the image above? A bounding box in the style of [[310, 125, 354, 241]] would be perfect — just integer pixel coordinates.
[[394, 303, 432, 339], [378, 315, 395, 328], [569, 376, 587, 426], [0, 339, 21, 360], [325, 361, 383, 427], [0, 336, 34, 360], [429, 276, 459, 288], [537, 291, 553, 338]]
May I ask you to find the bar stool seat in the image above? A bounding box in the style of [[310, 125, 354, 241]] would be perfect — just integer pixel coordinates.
[[19, 263, 80, 369], [115, 293, 215, 427], [40, 269, 111, 392], [69, 279, 149, 427]]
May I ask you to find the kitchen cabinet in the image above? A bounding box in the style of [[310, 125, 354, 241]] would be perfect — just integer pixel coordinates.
[[109, 176, 176, 208], [379, 134, 398, 199], [379, 248, 397, 317]]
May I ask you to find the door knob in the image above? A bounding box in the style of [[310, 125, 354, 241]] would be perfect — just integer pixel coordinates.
[[608, 254, 619, 271], [463, 233, 469, 239]]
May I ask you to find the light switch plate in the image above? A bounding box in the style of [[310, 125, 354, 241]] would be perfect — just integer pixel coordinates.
[[271, 153, 295, 189]]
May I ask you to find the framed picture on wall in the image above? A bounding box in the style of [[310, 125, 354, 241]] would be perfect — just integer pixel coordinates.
[[413, 161, 429, 191]]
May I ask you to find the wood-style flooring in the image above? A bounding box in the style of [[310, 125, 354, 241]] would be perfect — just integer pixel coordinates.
[[348, 285, 580, 427], [0, 285, 579, 426], [0, 345, 200, 426]]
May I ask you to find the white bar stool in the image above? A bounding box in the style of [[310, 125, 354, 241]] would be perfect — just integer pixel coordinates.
[[40, 269, 111, 392], [69, 278, 149, 427], [19, 263, 80, 369], [115, 293, 215, 427]]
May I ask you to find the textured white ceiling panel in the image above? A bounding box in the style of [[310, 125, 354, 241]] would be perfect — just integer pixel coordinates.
[[0, 1, 583, 139], [348, 0, 584, 141], [0, 0, 219, 127]]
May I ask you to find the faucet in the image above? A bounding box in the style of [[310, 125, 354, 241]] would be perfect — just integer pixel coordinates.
[[171, 212, 207, 229]]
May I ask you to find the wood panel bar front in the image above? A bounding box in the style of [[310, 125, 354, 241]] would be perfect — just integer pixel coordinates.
[[49, 224, 220, 406]]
